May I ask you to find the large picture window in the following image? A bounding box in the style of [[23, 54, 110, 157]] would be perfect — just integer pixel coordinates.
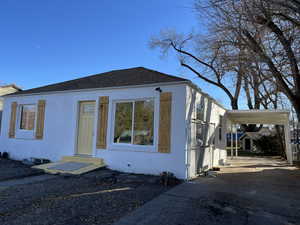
[[114, 99, 154, 145], [20, 105, 36, 130]]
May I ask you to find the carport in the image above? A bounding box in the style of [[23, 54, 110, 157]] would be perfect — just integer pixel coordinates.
[[225, 110, 293, 164]]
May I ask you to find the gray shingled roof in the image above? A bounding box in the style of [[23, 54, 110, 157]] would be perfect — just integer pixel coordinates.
[[11, 67, 188, 96]]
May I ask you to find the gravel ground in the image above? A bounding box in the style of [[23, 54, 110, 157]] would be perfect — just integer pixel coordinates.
[[0, 159, 43, 181], [0, 167, 174, 225]]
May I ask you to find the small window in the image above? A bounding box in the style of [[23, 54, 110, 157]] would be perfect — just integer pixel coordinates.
[[20, 105, 36, 130], [82, 104, 95, 114], [113, 99, 154, 146], [195, 123, 206, 146], [219, 115, 223, 141], [196, 98, 205, 121]]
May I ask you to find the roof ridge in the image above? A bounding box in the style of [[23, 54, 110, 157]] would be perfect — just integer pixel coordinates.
[[8, 67, 188, 96], [137, 67, 188, 81]]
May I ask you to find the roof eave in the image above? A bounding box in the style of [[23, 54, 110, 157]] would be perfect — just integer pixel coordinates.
[[187, 82, 227, 110], [5, 80, 190, 98]]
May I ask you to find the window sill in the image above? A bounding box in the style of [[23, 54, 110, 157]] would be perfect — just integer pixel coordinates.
[[104, 144, 158, 153], [15, 130, 35, 140], [15, 137, 38, 140], [103, 149, 159, 153]]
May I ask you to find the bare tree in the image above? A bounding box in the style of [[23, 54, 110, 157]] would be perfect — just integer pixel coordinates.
[[150, 30, 244, 109], [196, 0, 300, 119]]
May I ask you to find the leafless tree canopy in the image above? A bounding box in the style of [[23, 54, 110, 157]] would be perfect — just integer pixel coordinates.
[[150, 0, 300, 120], [196, 0, 300, 118], [150, 29, 244, 110]]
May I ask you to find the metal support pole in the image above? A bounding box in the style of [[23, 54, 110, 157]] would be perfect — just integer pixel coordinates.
[[231, 123, 233, 159], [235, 124, 238, 157], [297, 123, 300, 160], [284, 122, 293, 164]]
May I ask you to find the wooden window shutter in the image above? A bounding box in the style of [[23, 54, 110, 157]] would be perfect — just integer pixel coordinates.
[[96, 96, 109, 149], [8, 102, 17, 138], [36, 100, 46, 139], [158, 92, 172, 153]]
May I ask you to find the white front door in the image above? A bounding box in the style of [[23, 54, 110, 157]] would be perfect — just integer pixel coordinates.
[[76, 101, 96, 156]]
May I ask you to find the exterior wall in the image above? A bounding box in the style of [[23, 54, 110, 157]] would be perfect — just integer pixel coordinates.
[[186, 86, 226, 179], [0, 84, 187, 179]]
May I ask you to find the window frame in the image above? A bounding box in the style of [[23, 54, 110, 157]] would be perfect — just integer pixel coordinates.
[[195, 98, 205, 122], [16, 103, 37, 139], [219, 115, 223, 141], [113, 101, 134, 145], [110, 97, 157, 151]]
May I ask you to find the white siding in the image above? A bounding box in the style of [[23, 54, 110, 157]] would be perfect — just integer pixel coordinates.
[[185, 85, 226, 179], [0, 84, 187, 179]]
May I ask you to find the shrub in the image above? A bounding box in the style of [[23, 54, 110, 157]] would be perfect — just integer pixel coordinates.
[[159, 172, 181, 186], [253, 134, 284, 156], [2, 152, 9, 159]]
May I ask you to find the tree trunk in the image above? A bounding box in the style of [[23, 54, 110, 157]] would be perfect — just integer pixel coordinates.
[[290, 96, 300, 121], [275, 125, 287, 158], [231, 98, 238, 110]]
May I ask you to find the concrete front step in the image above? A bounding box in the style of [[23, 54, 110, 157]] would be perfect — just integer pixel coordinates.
[[32, 156, 105, 175]]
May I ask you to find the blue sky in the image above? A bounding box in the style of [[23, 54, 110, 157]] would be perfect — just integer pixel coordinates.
[[0, 0, 229, 107]]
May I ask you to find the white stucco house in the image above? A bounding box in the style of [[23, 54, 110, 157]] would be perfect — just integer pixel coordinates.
[[0, 67, 230, 179]]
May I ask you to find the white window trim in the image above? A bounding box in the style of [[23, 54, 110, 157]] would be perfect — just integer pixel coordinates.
[[15, 103, 37, 139], [109, 97, 158, 152]]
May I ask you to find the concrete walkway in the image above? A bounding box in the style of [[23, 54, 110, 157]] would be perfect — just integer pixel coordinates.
[[113, 157, 300, 225]]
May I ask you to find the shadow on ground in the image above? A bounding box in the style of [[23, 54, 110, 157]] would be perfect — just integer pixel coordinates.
[[113, 157, 300, 225], [0, 159, 43, 181], [0, 167, 173, 225]]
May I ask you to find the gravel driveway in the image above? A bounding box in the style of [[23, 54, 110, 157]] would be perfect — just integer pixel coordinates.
[[0, 166, 174, 225]]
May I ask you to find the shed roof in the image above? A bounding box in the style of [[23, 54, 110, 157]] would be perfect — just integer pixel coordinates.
[[10, 67, 188, 96], [0, 84, 22, 91]]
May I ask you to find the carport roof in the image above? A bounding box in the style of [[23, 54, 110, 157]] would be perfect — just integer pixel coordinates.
[[226, 109, 293, 164], [226, 110, 290, 125]]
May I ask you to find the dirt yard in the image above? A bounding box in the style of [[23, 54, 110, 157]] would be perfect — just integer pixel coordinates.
[[0, 159, 43, 181], [0, 160, 174, 225], [1, 157, 299, 225]]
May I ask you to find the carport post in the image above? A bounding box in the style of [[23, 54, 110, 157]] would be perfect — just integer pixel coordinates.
[[231, 123, 233, 159], [284, 122, 293, 164], [235, 124, 238, 157]]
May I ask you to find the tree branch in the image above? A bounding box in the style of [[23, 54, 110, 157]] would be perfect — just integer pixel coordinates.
[[241, 29, 295, 100], [181, 63, 235, 102], [255, 16, 300, 92]]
